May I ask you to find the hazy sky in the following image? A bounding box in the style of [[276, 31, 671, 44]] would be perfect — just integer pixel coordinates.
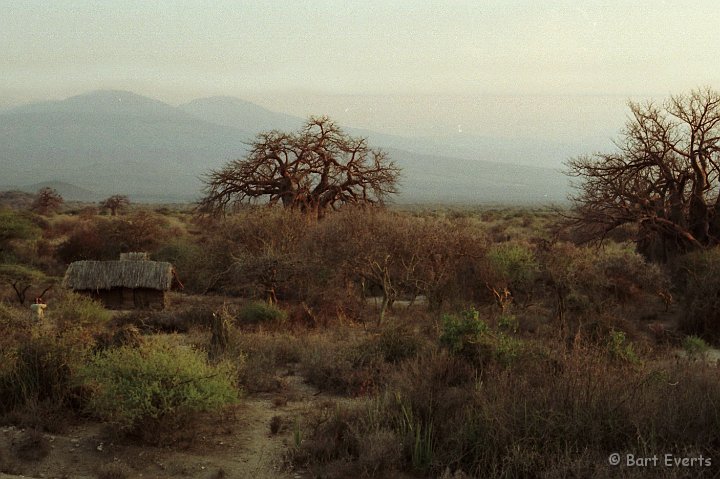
[[2, 0, 719, 138]]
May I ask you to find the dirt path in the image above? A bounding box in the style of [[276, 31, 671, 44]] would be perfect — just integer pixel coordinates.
[[0, 374, 322, 479]]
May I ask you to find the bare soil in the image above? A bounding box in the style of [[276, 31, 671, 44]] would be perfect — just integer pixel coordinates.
[[0, 374, 324, 479]]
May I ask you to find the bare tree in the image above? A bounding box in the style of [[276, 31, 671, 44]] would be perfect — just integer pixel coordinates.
[[567, 87, 720, 261], [31, 187, 63, 215], [198, 116, 401, 219], [100, 194, 130, 216]]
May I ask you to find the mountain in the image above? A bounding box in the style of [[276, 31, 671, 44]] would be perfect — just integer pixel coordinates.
[[179, 96, 305, 133], [14, 180, 97, 202], [0, 90, 572, 204], [180, 96, 588, 170], [387, 148, 567, 204], [0, 90, 252, 201]]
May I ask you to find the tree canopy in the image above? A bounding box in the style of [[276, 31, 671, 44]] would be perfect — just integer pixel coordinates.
[[31, 187, 63, 215], [198, 116, 401, 219], [567, 87, 720, 261], [100, 195, 130, 216]]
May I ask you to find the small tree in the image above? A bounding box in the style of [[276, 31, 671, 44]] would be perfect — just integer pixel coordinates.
[[100, 195, 130, 216], [31, 187, 63, 215], [198, 116, 401, 219], [0, 264, 54, 305]]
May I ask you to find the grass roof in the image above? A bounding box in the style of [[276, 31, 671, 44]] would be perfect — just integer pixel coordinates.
[[63, 260, 173, 291]]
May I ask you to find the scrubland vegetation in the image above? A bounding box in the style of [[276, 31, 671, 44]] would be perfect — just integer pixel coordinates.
[[1, 197, 720, 478]]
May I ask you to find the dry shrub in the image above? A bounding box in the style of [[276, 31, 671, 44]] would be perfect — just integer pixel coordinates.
[[356, 429, 403, 477], [56, 211, 175, 262], [45, 215, 83, 239], [292, 402, 364, 465], [230, 330, 302, 393], [191, 208, 310, 298], [292, 340, 720, 478], [111, 306, 212, 334], [308, 208, 490, 314], [95, 324, 144, 351], [1, 400, 72, 434], [539, 241, 670, 344], [172, 207, 498, 313], [52, 292, 110, 331], [153, 239, 212, 293], [0, 302, 32, 351], [363, 320, 429, 363], [0, 325, 92, 420], [296, 419, 403, 478], [300, 334, 388, 396], [672, 247, 720, 342]]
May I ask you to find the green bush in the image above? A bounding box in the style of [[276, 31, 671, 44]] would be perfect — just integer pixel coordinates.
[[493, 332, 525, 366], [683, 335, 710, 359], [52, 292, 110, 329], [486, 241, 538, 292], [497, 313, 518, 333], [439, 308, 487, 355], [439, 307, 528, 367], [606, 330, 639, 364], [238, 301, 287, 324], [0, 210, 41, 262], [78, 336, 238, 434]]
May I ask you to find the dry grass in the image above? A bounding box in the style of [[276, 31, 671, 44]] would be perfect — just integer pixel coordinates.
[[290, 338, 720, 478]]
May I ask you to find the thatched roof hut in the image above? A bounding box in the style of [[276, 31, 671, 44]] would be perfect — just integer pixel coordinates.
[[63, 259, 175, 310]]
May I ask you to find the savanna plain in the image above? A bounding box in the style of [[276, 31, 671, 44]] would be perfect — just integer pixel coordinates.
[[2, 196, 720, 479]]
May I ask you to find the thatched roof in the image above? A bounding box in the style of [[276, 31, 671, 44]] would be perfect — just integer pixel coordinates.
[[63, 260, 174, 291]]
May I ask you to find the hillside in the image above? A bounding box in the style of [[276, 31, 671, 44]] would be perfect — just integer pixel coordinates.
[[13, 180, 97, 201], [178, 96, 305, 133], [0, 91, 251, 201], [1, 90, 572, 204]]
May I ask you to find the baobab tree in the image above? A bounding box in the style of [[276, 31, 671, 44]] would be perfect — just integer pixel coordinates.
[[567, 87, 720, 261], [31, 187, 63, 215], [100, 194, 130, 216], [198, 116, 401, 219]]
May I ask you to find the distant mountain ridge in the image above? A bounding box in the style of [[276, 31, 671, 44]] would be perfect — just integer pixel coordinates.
[[16, 180, 97, 201], [179, 96, 305, 133], [0, 90, 572, 204]]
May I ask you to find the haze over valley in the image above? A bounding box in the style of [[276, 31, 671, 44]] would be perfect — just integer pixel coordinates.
[[1, 90, 577, 204], [4, 2, 718, 204]]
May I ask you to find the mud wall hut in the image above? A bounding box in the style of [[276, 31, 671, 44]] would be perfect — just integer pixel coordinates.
[[62, 259, 174, 310]]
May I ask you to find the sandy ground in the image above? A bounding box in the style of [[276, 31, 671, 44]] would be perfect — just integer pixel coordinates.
[[0, 374, 322, 479]]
